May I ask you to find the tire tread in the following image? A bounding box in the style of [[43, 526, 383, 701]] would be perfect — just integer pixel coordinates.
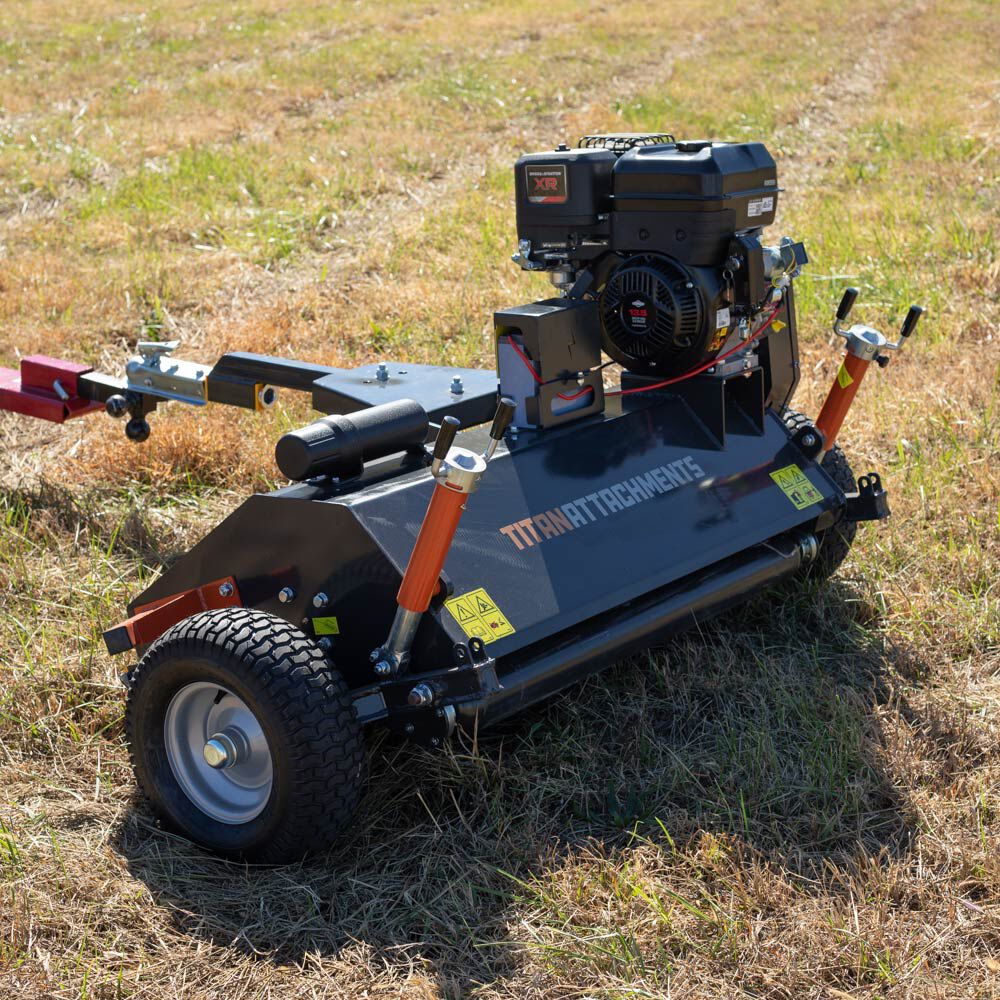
[[125, 607, 365, 862]]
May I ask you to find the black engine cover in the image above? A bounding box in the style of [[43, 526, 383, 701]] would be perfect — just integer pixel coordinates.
[[599, 254, 728, 375]]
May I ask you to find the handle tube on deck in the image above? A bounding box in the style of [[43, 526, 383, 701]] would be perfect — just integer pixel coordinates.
[[814, 351, 872, 454], [397, 484, 469, 613]]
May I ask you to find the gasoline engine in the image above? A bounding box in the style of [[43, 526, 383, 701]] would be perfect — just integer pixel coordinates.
[[498, 133, 807, 427]]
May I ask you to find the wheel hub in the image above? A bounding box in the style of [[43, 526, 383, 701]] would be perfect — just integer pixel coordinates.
[[164, 682, 273, 825], [203, 729, 244, 769]]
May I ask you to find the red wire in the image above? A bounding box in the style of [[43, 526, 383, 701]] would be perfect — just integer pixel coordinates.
[[501, 301, 781, 402], [605, 304, 782, 397], [501, 336, 595, 401]]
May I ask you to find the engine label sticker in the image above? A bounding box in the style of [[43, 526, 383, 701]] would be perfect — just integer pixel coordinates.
[[525, 164, 568, 204], [621, 293, 656, 334], [715, 306, 731, 329], [312, 616, 340, 635], [445, 588, 516, 644], [747, 195, 774, 217], [836, 363, 854, 389], [770, 463, 824, 511]]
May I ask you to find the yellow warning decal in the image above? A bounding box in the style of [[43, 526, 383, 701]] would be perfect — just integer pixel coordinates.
[[445, 587, 516, 644], [771, 319, 786, 332], [836, 363, 854, 389], [770, 463, 824, 511], [313, 616, 340, 636], [708, 327, 728, 352]]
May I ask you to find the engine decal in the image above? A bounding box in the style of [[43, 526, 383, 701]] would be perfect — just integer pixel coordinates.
[[769, 463, 824, 511], [525, 164, 568, 204], [445, 588, 516, 643]]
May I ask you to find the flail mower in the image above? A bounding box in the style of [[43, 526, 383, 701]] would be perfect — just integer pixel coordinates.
[[1, 133, 923, 861]]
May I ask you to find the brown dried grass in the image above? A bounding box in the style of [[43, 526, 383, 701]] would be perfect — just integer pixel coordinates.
[[1, 0, 998, 997]]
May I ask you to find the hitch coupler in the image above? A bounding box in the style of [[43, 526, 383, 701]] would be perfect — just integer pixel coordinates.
[[814, 289, 923, 455], [372, 397, 515, 677]]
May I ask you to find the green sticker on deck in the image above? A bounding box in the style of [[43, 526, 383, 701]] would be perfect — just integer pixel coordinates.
[[770, 463, 824, 511], [313, 616, 340, 636], [445, 587, 515, 644]]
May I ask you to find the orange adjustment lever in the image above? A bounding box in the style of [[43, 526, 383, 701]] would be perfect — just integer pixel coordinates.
[[372, 398, 516, 678], [815, 289, 923, 455]]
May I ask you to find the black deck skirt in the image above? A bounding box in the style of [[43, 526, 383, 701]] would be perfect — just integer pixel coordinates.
[[456, 535, 804, 728]]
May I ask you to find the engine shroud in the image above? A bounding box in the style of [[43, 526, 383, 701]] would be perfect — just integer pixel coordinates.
[[599, 254, 726, 375]]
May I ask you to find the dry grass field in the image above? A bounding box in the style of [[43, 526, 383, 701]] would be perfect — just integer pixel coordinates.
[[1, 0, 998, 997]]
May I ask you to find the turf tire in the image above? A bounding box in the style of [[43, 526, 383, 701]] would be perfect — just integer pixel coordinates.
[[125, 607, 365, 863], [783, 408, 858, 580]]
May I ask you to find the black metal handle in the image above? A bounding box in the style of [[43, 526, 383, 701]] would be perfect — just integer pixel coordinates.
[[836, 287, 859, 323], [490, 397, 516, 441], [432, 415, 460, 462], [900, 304, 924, 339]]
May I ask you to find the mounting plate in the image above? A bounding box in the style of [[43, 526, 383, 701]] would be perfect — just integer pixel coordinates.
[[311, 362, 498, 426]]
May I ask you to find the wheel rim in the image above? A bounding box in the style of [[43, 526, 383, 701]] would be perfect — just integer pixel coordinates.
[[164, 682, 273, 825]]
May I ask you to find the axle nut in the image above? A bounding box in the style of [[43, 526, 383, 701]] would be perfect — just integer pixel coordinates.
[[278, 586, 296, 604], [203, 732, 239, 769], [407, 683, 434, 707]]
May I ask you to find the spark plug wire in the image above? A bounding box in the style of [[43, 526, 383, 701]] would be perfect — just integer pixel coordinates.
[[606, 303, 783, 396], [501, 300, 782, 403]]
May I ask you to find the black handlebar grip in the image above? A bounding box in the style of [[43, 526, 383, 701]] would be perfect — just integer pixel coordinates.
[[836, 287, 859, 322], [490, 397, 516, 440], [275, 398, 428, 481], [900, 304, 924, 339], [433, 415, 461, 462]]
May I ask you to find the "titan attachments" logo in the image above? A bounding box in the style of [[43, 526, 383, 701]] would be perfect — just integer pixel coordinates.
[[499, 455, 706, 551]]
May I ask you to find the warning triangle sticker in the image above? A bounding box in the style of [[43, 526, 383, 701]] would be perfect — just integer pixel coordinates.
[[455, 601, 476, 622], [475, 595, 494, 614]]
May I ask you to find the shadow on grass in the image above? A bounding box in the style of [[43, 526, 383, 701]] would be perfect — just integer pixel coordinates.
[[117, 575, 924, 996]]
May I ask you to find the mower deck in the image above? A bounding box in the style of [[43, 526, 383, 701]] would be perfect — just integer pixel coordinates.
[[127, 385, 844, 741]]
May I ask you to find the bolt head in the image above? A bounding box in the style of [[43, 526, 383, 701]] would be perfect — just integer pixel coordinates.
[[218, 582, 234, 597], [374, 660, 392, 677], [312, 592, 329, 609], [317, 637, 333, 651], [430, 737, 440, 747], [407, 683, 434, 707], [404, 723, 415, 735], [278, 586, 296, 604], [802, 433, 817, 448], [203, 733, 237, 769]]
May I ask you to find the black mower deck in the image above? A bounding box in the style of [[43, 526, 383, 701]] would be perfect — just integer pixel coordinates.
[[132, 386, 842, 711]]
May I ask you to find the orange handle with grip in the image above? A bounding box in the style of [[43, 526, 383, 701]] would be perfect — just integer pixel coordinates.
[[814, 352, 872, 453], [396, 481, 467, 613]]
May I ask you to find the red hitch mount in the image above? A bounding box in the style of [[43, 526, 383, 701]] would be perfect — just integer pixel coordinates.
[[103, 576, 242, 655], [0, 356, 104, 423]]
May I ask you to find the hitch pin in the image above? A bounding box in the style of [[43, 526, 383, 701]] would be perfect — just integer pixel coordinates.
[[814, 289, 923, 456], [371, 397, 516, 678]]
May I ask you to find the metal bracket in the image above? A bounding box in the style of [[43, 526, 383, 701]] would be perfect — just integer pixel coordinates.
[[843, 472, 891, 522], [352, 646, 499, 745], [126, 341, 210, 406], [790, 422, 825, 461]]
